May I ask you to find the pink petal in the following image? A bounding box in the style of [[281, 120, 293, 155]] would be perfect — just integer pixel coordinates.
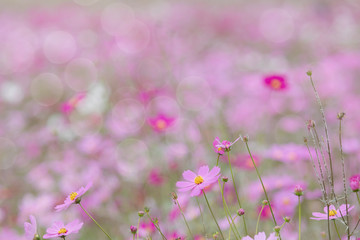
[[190, 186, 202, 197], [198, 166, 209, 176], [182, 170, 197, 181]]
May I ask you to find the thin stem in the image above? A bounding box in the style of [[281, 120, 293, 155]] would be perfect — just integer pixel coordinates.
[[298, 196, 301, 240], [78, 203, 113, 240], [256, 205, 265, 234], [350, 218, 360, 236], [146, 213, 167, 240], [339, 117, 350, 239], [136, 218, 141, 240], [333, 220, 341, 240], [203, 191, 225, 240], [175, 198, 194, 239], [327, 204, 332, 240], [356, 192, 360, 206], [196, 197, 206, 235], [227, 151, 248, 235], [244, 142, 277, 226], [220, 181, 241, 239]]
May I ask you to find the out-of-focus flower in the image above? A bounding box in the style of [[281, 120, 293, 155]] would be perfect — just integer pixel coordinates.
[[61, 93, 86, 116], [242, 232, 278, 240], [43, 220, 83, 239], [213, 136, 241, 154], [148, 114, 175, 132], [266, 144, 311, 163], [349, 175, 360, 192], [310, 204, 354, 220], [148, 169, 164, 186], [231, 154, 261, 170], [264, 75, 287, 91], [55, 182, 92, 212], [176, 165, 220, 197], [24, 215, 39, 240], [130, 225, 137, 235], [294, 184, 304, 196]]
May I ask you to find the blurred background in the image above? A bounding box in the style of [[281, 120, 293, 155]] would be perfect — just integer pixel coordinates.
[[1, 0, 360, 239]]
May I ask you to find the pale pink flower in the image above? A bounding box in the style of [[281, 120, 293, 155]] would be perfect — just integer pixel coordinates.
[[176, 165, 220, 197], [310, 204, 354, 220], [24, 215, 37, 239], [264, 74, 287, 91], [43, 220, 83, 239], [55, 182, 92, 212], [242, 232, 278, 240]]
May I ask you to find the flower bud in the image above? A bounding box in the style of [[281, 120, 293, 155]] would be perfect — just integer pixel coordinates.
[[283, 216, 291, 223], [337, 112, 345, 120], [237, 208, 245, 216], [222, 177, 228, 182], [294, 185, 304, 196], [274, 226, 281, 233], [306, 70, 312, 77], [307, 120, 315, 130], [213, 232, 219, 239], [171, 192, 178, 200], [262, 200, 268, 205], [349, 175, 360, 192], [75, 198, 81, 204], [130, 225, 137, 234], [138, 211, 145, 217], [241, 135, 249, 142], [144, 206, 150, 213], [33, 234, 41, 240]]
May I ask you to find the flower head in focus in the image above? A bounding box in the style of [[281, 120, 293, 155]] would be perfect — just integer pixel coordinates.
[[349, 175, 360, 192], [213, 136, 241, 155], [310, 204, 354, 221], [176, 165, 220, 197], [43, 219, 83, 239], [55, 182, 92, 212]]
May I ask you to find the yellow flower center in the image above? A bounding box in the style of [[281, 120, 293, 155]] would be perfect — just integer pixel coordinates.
[[194, 175, 204, 185], [217, 147, 222, 151], [70, 192, 78, 201], [156, 119, 167, 129], [270, 79, 282, 89], [329, 210, 337, 217], [58, 228, 68, 235]]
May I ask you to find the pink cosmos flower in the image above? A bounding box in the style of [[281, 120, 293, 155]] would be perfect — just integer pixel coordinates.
[[61, 93, 86, 116], [242, 232, 278, 240], [148, 114, 175, 132], [148, 169, 164, 186], [43, 220, 83, 239], [55, 182, 92, 212], [176, 165, 220, 197], [213, 136, 241, 155], [310, 204, 354, 220], [24, 215, 37, 239], [263, 75, 287, 91], [349, 175, 360, 192]]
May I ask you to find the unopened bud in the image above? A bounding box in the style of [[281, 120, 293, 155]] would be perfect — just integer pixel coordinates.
[[222, 177, 228, 182], [303, 137, 308, 143], [241, 135, 249, 142], [262, 200, 269, 205], [75, 198, 81, 204], [274, 225, 281, 233], [130, 225, 137, 234], [144, 206, 150, 213], [283, 216, 291, 223], [171, 192, 178, 200], [237, 208, 245, 216], [138, 211, 145, 217], [33, 234, 41, 240], [337, 112, 345, 120], [307, 120, 315, 130], [213, 232, 219, 239], [306, 70, 312, 77], [294, 185, 304, 196]]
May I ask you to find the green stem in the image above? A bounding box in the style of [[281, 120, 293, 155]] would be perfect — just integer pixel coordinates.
[[244, 142, 277, 226], [298, 196, 301, 240], [78, 203, 113, 240], [256, 205, 265, 234], [136, 217, 141, 240], [146, 213, 167, 240], [333, 220, 341, 240], [196, 197, 206, 235], [356, 192, 360, 206], [220, 181, 241, 239], [175, 199, 194, 239], [227, 151, 248, 235], [203, 191, 225, 240]]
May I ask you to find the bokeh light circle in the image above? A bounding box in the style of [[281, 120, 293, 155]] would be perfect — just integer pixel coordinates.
[[101, 3, 135, 35], [111, 98, 146, 133], [116, 138, 149, 180], [31, 73, 63, 106], [176, 76, 212, 111], [64, 58, 97, 91], [0, 137, 17, 170], [43, 31, 77, 64], [115, 20, 150, 54]]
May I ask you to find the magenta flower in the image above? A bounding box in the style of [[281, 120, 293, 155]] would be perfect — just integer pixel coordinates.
[[310, 204, 354, 220], [61, 93, 86, 116], [24, 215, 38, 239], [55, 182, 92, 212], [242, 232, 278, 240], [349, 175, 360, 192], [176, 165, 220, 197], [213, 136, 241, 155], [264, 75, 287, 91], [148, 114, 175, 132], [43, 220, 83, 239]]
